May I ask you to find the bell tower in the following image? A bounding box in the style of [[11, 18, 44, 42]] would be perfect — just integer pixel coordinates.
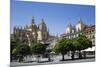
[[37, 19, 48, 43]]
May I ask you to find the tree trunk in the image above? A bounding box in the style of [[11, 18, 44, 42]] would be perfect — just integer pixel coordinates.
[[48, 56, 51, 61], [71, 51, 75, 60], [19, 56, 23, 62], [37, 55, 40, 63], [48, 54, 51, 61], [79, 50, 82, 59], [83, 51, 86, 58], [62, 54, 65, 61]]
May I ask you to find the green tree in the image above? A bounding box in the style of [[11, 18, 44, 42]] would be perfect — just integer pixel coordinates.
[[31, 43, 46, 62], [11, 38, 21, 55], [66, 39, 76, 60], [46, 49, 52, 61], [73, 35, 92, 59], [53, 38, 68, 61], [31, 43, 46, 54], [10, 38, 19, 61], [15, 44, 31, 62]]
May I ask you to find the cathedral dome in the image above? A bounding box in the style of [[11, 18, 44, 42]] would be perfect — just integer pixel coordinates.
[[30, 18, 37, 29], [38, 19, 47, 31], [26, 17, 37, 32], [66, 24, 73, 34], [76, 18, 85, 32]]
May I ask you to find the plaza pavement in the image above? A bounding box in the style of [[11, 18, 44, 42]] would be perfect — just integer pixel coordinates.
[[10, 54, 95, 67]]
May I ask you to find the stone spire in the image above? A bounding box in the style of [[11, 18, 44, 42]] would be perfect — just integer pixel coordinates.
[[67, 23, 72, 27], [32, 16, 35, 24], [78, 18, 83, 24], [13, 26, 16, 34], [30, 17, 37, 31], [39, 18, 47, 31], [40, 19, 46, 27], [76, 18, 85, 32]]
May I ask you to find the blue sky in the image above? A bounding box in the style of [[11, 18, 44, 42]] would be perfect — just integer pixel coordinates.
[[10, 0, 95, 36]]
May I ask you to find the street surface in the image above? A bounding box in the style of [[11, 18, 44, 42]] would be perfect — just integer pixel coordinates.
[[10, 55, 95, 67]]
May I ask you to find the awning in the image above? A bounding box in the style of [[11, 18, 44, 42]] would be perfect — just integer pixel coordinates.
[[82, 46, 95, 51]]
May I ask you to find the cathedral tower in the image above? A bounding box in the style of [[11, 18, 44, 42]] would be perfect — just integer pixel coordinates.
[[76, 18, 85, 32], [26, 17, 38, 42], [37, 19, 48, 43], [66, 24, 73, 34]]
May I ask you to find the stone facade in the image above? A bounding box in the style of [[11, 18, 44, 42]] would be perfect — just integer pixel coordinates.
[[12, 18, 50, 46], [11, 18, 95, 47], [84, 25, 95, 46], [60, 19, 95, 46]]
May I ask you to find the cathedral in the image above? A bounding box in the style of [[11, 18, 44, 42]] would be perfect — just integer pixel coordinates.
[[65, 18, 86, 34], [12, 18, 51, 46], [11, 18, 95, 48], [60, 18, 95, 46]]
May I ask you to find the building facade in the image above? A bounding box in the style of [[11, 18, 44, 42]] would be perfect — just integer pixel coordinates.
[[60, 19, 95, 46], [11, 18, 51, 46], [11, 18, 95, 49], [84, 25, 95, 46]]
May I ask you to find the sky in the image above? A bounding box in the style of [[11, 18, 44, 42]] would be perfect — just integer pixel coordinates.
[[10, 0, 95, 36]]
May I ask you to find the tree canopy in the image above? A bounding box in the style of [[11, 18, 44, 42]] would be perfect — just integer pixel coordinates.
[[31, 43, 46, 55], [53, 38, 68, 55], [73, 35, 92, 51]]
